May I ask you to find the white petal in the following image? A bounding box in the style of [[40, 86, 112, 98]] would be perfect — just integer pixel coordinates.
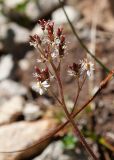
[[51, 51, 59, 59], [37, 59, 43, 63], [39, 88, 44, 95], [68, 70, 74, 76], [42, 81, 50, 88], [32, 83, 39, 92], [55, 39, 60, 45], [29, 42, 37, 48], [32, 82, 44, 95], [33, 73, 39, 78], [87, 70, 91, 77]]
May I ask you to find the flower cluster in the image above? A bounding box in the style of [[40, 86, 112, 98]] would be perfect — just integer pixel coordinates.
[[29, 19, 99, 160], [68, 63, 82, 77], [30, 20, 68, 95], [32, 66, 50, 95], [80, 59, 95, 77], [30, 19, 67, 63], [68, 59, 94, 78], [30, 20, 95, 95], [29, 34, 41, 48]]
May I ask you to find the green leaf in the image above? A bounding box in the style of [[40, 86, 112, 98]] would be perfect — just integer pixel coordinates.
[[62, 133, 78, 150]]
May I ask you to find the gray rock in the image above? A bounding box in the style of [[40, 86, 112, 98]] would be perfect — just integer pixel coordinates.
[[0, 119, 56, 160], [33, 141, 63, 160], [4, 0, 24, 9], [0, 22, 29, 43], [8, 23, 29, 43], [0, 79, 27, 97], [0, 22, 8, 39], [25, 0, 59, 20], [18, 58, 30, 71], [31, 24, 43, 37], [0, 55, 13, 80], [38, 0, 58, 11], [18, 50, 34, 71], [25, 1, 40, 20], [33, 141, 88, 160], [0, 96, 25, 125], [23, 103, 43, 121], [52, 6, 80, 24], [0, 14, 8, 25]]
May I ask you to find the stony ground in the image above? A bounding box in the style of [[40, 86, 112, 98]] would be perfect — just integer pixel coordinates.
[[0, 0, 114, 159]]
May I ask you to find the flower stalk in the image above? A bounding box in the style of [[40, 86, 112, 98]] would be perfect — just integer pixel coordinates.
[[30, 19, 98, 159], [0, 19, 113, 160], [0, 71, 113, 153], [50, 61, 98, 160]]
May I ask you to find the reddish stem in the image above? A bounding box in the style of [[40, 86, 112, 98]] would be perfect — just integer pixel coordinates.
[[51, 61, 98, 160]]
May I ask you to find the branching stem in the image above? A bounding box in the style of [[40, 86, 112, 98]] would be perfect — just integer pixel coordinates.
[[50, 61, 98, 160], [0, 71, 113, 154]]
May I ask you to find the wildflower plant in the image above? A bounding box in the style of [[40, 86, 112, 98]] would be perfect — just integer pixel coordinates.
[[29, 20, 114, 160], [0, 19, 113, 159], [29, 19, 98, 159]]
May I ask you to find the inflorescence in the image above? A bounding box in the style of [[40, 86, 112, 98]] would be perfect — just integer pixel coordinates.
[[30, 19, 95, 95]]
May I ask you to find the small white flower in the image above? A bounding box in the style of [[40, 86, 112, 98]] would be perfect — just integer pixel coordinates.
[[29, 42, 37, 48], [32, 80, 50, 95], [55, 38, 61, 46], [51, 51, 59, 59], [33, 72, 39, 78], [36, 58, 43, 63], [80, 59, 95, 77], [42, 36, 50, 45], [67, 70, 76, 77], [62, 45, 67, 49]]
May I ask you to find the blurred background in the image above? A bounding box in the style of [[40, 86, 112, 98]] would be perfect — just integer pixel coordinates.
[[0, 0, 114, 159]]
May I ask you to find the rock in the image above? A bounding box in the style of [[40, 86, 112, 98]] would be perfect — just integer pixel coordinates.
[[33, 141, 63, 160], [8, 23, 29, 43], [18, 58, 30, 71], [0, 22, 29, 43], [25, 0, 60, 20], [23, 103, 43, 121], [0, 96, 25, 125], [18, 50, 35, 72], [38, 0, 58, 11], [4, 0, 24, 9], [0, 54, 13, 80], [52, 6, 80, 24], [0, 79, 27, 97], [33, 141, 88, 160], [25, 1, 40, 20], [31, 24, 43, 37], [0, 14, 8, 25], [0, 14, 8, 50], [0, 119, 56, 160]]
